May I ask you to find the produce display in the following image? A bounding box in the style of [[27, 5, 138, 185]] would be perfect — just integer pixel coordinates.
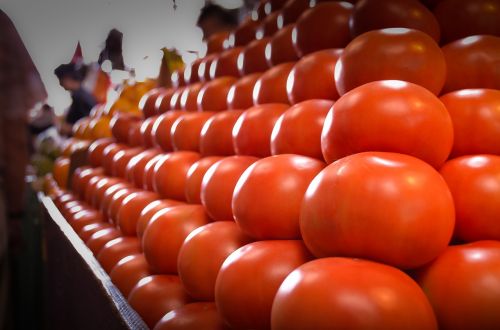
[[42, 0, 500, 329]]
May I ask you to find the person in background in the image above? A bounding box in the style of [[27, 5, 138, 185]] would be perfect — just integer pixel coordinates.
[[98, 28, 125, 71], [197, 3, 239, 40], [54, 63, 97, 136]]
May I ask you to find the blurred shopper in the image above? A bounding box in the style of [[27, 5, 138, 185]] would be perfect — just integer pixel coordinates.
[[197, 3, 238, 40], [98, 28, 125, 70]]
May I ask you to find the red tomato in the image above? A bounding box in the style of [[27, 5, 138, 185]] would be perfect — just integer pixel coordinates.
[[125, 149, 162, 189], [271, 99, 333, 159], [228, 17, 260, 47], [71, 166, 92, 195], [441, 89, 500, 157], [78, 222, 113, 242], [350, 0, 440, 42], [110, 113, 142, 144], [209, 47, 243, 79], [293, 2, 353, 56], [237, 37, 271, 76], [215, 240, 312, 330], [128, 122, 143, 148], [128, 275, 191, 328], [434, 0, 500, 44], [178, 222, 253, 301], [142, 205, 211, 274], [322, 80, 453, 168], [83, 174, 105, 205], [68, 209, 103, 233], [441, 35, 500, 93], [197, 77, 236, 112], [201, 156, 258, 221], [139, 88, 163, 118], [197, 54, 217, 83], [179, 83, 204, 112], [153, 151, 201, 201], [92, 177, 126, 209], [171, 112, 216, 152], [97, 237, 141, 273], [227, 74, 261, 110], [287, 49, 342, 103], [73, 167, 104, 200], [183, 59, 202, 85], [117, 191, 160, 236], [86, 228, 122, 255], [253, 62, 294, 105], [154, 302, 229, 330], [233, 154, 325, 239], [265, 24, 299, 66], [279, 0, 310, 26], [88, 138, 114, 168], [136, 199, 184, 240], [206, 31, 230, 55], [440, 155, 500, 242], [156, 89, 175, 113], [300, 152, 455, 269], [110, 254, 152, 298], [272, 257, 438, 330], [62, 202, 88, 222], [257, 11, 280, 38], [233, 103, 289, 157], [185, 157, 223, 204], [100, 183, 132, 222], [139, 116, 157, 148], [108, 187, 141, 224], [102, 143, 127, 176], [200, 110, 244, 156], [335, 28, 446, 96], [111, 147, 143, 178], [152, 111, 184, 152], [171, 69, 185, 89], [143, 154, 164, 191], [170, 88, 185, 110]]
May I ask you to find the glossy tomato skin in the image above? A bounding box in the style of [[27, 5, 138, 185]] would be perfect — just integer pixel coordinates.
[[179, 83, 204, 112], [156, 89, 175, 113], [177, 222, 253, 301], [99, 183, 132, 222], [322, 80, 453, 168], [152, 111, 184, 152], [71, 166, 92, 196], [126, 149, 162, 189], [293, 2, 353, 56], [271, 99, 333, 159], [102, 143, 127, 176], [253, 62, 295, 105], [78, 222, 113, 242], [200, 110, 244, 156], [142, 205, 211, 274], [93, 177, 126, 209], [209, 47, 243, 79], [197, 77, 237, 112], [128, 275, 191, 328], [110, 254, 152, 298], [206, 31, 229, 55], [441, 36, 500, 93], [441, 89, 500, 157], [128, 122, 143, 148], [154, 302, 229, 330], [108, 187, 141, 225], [440, 155, 500, 242], [111, 147, 143, 178], [287, 49, 342, 104], [86, 228, 122, 256], [257, 11, 280, 38], [227, 74, 261, 110], [201, 156, 258, 221], [237, 37, 271, 76], [88, 138, 114, 168], [233, 155, 325, 240], [171, 112, 216, 152], [140, 115, 158, 148], [272, 257, 438, 330], [136, 199, 184, 240], [197, 54, 217, 83], [110, 113, 142, 144], [335, 28, 446, 96], [68, 210, 103, 233], [232, 104, 289, 157], [265, 24, 299, 66], [350, 0, 440, 42], [143, 154, 164, 192], [434, 0, 500, 44], [215, 240, 312, 330], [185, 156, 223, 204], [228, 17, 259, 47], [171, 69, 186, 89], [97, 237, 141, 273], [279, 0, 310, 26], [117, 191, 160, 236], [417, 241, 500, 330], [300, 152, 455, 269]]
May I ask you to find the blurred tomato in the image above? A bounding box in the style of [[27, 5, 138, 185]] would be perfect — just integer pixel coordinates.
[[128, 122, 143, 147], [200, 110, 244, 156], [265, 24, 299, 66], [228, 17, 260, 47], [185, 157, 223, 204], [210, 47, 243, 79], [237, 37, 271, 76], [53, 157, 70, 189], [170, 88, 185, 110], [143, 154, 164, 191], [254, 62, 294, 105], [171, 112, 216, 152], [198, 54, 217, 82], [322, 80, 453, 168], [108, 187, 141, 224], [84, 174, 105, 205], [68, 209, 103, 233], [287, 49, 342, 103], [152, 111, 184, 152], [117, 191, 160, 236], [110, 254, 152, 298], [140, 116, 158, 148], [88, 138, 114, 168], [183, 58, 202, 84], [92, 177, 125, 209], [179, 83, 204, 112], [233, 103, 289, 157], [197, 77, 236, 112], [257, 11, 280, 38], [301, 152, 455, 269], [154, 302, 229, 330], [126, 149, 162, 189], [97, 237, 141, 273], [271, 99, 333, 159], [206, 31, 230, 55], [272, 258, 438, 330], [112, 147, 143, 178], [110, 113, 142, 144], [156, 89, 175, 113], [142, 205, 211, 274], [73, 167, 104, 200], [417, 241, 500, 330], [139, 88, 163, 118], [99, 183, 132, 222], [215, 240, 312, 330], [178, 222, 253, 300], [227, 74, 261, 110], [279, 0, 310, 26], [78, 222, 113, 242], [335, 28, 446, 96], [102, 143, 127, 176], [171, 69, 185, 89], [86, 227, 122, 255], [71, 166, 92, 196], [136, 199, 184, 240]]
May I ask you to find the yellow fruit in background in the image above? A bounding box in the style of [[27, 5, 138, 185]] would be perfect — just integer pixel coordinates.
[[53, 156, 70, 189]]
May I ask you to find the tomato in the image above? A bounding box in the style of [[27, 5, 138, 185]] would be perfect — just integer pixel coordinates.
[[68, 209, 103, 233], [71, 166, 92, 195], [185, 157, 223, 204], [73, 167, 104, 200], [322, 80, 453, 168], [265, 24, 299, 66], [206, 31, 230, 55], [434, 0, 500, 44], [110, 113, 142, 144], [171, 69, 186, 89], [179, 83, 204, 112], [78, 222, 113, 242], [287, 49, 341, 104], [125, 149, 162, 189], [92, 177, 126, 209], [227, 74, 261, 110], [201, 156, 258, 221], [279, 0, 310, 26], [293, 2, 353, 56], [197, 54, 217, 83], [253, 62, 294, 105], [200, 110, 244, 156], [97, 237, 141, 273], [139, 88, 163, 118], [271, 99, 333, 159], [128, 121, 143, 148], [153, 151, 201, 201], [171, 112, 216, 152], [215, 240, 312, 330], [152, 111, 184, 152], [112, 147, 143, 178], [154, 302, 229, 330], [257, 11, 280, 38], [178, 222, 253, 301], [272, 257, 438, 330], [441, 89, 500, 157], [108, 187, 141, 224], [110, 254, 152, 298], [88, 138, 114, 168], [169, 88, 185, 110], [99, 183, 132, 222], [117, 191, 160, 236], [62, 202, 88, 222], [83, 174, 105, 205], [301, 152, 455, 269], [237, 37, 271, 76], [335, 28, 446, 96], [142, 205, 211, 274], [53, 157, 70, 189], [440, 155, 500, 242], [209, 47, 243, 79], [228, 17, 259, 47], [156, 89, 175, 113], [86, 228, 122, 255], [102, 143, 127, 176], [441, 35, 500, 93], [183, 58, 202, 84], [197, 77, 236, 112], [350, 0, 440, 42], [136, 199, 184, 240], [233, 103, 289, 157], [143, 154, 164, 191], [140, 116, 157, 148]]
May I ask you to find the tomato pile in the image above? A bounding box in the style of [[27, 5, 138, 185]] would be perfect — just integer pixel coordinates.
[[46, 0, 500, 329]]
